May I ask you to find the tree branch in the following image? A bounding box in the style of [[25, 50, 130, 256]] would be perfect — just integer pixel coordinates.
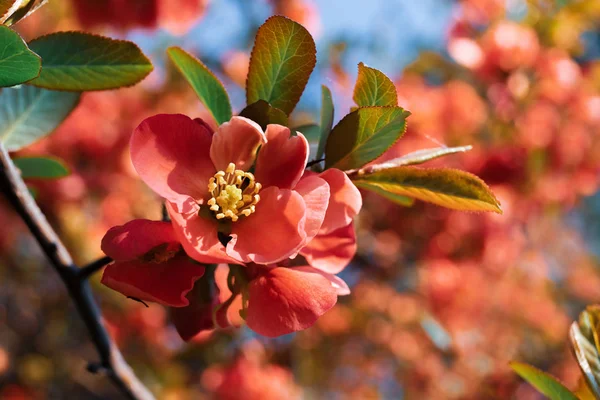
[[79, 256, 112, 280], [0, 143, 155, 400]]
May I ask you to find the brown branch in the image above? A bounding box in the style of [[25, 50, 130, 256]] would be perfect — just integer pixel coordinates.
[[0, 144, 155, 400]]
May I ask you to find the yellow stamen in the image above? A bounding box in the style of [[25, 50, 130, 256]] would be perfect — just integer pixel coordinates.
[[207, 162, 261, 221]]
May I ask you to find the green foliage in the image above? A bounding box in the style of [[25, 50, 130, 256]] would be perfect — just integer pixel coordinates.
[[246, 15, 316, 115], [510, 362, 578, 400], [293, 124, 320, 142], [13, 156, 69, 179], [239, 100, 288, 130], [27, 32, 153, 91], [167, 47, 232, 125], [316, 85, 334, 160], [325, 106, 410, 170], [352, 167, 502, 213], [0, 25, 40, 87], [353, 62, 398, 107], [0, 85, 80, 151]]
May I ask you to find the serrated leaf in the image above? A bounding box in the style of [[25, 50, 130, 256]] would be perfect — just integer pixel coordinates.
[[13, 156, 69, 179], [357, 181, 414, 206], [0, 25, 41, 87], [27, 32, 153, 91], [246, 15, 316, 115], [352, 167, 502, 213], [510, 362, 578, 400], [325, 106, 410, 170], [239, 100, 288, 130], [0, 85, 80, 151], [353, 62, 398, 107], [570, 319, 600, 398], [317, 85, 334, 160], [167, 46, 231, 125]]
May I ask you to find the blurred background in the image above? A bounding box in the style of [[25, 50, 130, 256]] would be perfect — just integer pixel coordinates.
[[1, 0, 600, 398]]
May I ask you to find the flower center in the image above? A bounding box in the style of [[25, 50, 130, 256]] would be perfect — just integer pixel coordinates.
[[207, 162, 261, 222]]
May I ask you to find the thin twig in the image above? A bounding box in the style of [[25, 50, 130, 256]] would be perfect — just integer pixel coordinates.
[[0, 144, 155, 400], [79, 256, 112, 280]]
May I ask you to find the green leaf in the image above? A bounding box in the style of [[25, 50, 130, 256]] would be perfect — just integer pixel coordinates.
[[294, 124, 320, 142], [27, 32, 153, 91], [0, 25, 41, 87], [246, 15, 316, 115], [0, 85, 80, 151], [167, 46, 232, 125], [510, 362, 578, 400], [353, 62, 398, 107], [358, 181, 414, 207], [316, 85, 334, 160], [352, 167, 502, 213], [570, 316, 600, 398], [239, 100, 288, 130], [13, 156, 69, 179], [325, 106, 410, 171]]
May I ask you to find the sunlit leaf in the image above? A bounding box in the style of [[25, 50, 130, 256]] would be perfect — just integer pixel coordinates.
[[0, 0, 17, 22], [167, 46, 232, 125], [372, 146, 473, 169], [574, 377, 597, 400], [325, 106, 410, 170], [239, 100, 288, 130], [358, 181, 414, 207], [570, 316, 600, 398], [0, 85, 80, 151], [0, 25, 40, 87], [352, 167, 502, 213], [246, 15, 316, 115], [510, 362, 578, 400], [1, 0, 46, 26], [13, 156, 69, 179], [316, 85, 334, 160], [27, 32, 153, 91], [353, 62, 398, 107]]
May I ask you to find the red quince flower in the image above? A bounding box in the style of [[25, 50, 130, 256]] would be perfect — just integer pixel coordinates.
[[130, 114, 330, 265], [101, 219, 205, 307]]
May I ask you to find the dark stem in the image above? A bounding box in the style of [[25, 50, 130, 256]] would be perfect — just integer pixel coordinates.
[[79, 256, 112, 280], [306, 158, 325, 168], [0, 144, 155, 400]]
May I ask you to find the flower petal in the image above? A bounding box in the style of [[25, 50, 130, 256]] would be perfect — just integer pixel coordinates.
[[245, 266, 338, 337], [293, 266, 351, 296], [255, 125, 309, 189], [167, 202, 238, 264], [210, 116, 265, 172], [319, 169, 362, 234], [300, 223, 357, 274], [170, 277, 219, 341], [101, 219, 178, 261], [130, 114, 215, 213], [101, 256, 205, 307], [227, 187, 306, 264], [293, 175, 330, 242]]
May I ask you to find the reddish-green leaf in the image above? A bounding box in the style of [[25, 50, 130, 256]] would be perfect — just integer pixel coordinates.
[[352, 167, 502, 213], [2, 0, 47, 26], [325, 106, 410, 170], [167, 46, 231, 125], [353, 62, 398, 107], [0, 0, 17, 21], [27, 32, 153, 91], [246, 15, 316, 115], [510, 362, 578, 400], [0, 25, 40, 87]]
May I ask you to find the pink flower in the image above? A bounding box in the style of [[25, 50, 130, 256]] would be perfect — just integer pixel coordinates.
[[100, 219, 205, 307], [130, 114, 330, 265]]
